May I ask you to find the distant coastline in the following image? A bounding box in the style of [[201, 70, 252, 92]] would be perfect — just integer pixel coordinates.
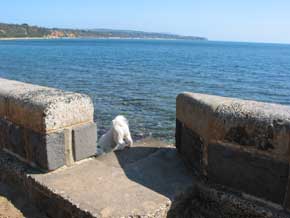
[[0, 37, 208, 41], [0, 37, 49, 40], [0, 37, 68, 41], [0, 22, 207, 41]]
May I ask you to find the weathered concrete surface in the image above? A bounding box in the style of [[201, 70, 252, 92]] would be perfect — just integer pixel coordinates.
[[167, 183, 290, 218], [0, 138, 194, 218], [0, 78, 93, 133], [208, 142, 289, 204], [33, 139, 193, 217], [0, 78, 97, 171], [176, 92, 290, 209], [176, 92, 290, 160], [1, 138, 289, 218]]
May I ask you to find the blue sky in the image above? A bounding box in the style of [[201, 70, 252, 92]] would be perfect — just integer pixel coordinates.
[[1, 0, 290, 43]]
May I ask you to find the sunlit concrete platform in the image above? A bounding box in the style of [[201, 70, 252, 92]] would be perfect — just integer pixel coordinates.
[[34, 139, 195, 217], [0, 139, 194, 218]]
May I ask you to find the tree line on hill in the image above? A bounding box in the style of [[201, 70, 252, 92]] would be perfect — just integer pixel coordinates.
[[0, 23, 207, 40]]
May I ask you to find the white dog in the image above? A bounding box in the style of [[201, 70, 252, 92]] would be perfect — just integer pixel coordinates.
[[98, 115, 133, 153]]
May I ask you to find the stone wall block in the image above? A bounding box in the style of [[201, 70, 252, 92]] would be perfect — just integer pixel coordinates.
[[0, 118, 8, 149], [0, 78, 96, 171], [26, 129, 46, 167], [26, 130, 66, 171], [0, 78, 94, 133], [0, 95, 6, 117], [7, 122, 27, 158], [176, 92, 290, 206], [208, 143, 289, 204], [176, 92, 290, 159], [72, 123, 97, 161], [175, 119, 182, 153], [46, 131, 66, 171], [284, 167, 290, 212], [176, 120, 203, 176]]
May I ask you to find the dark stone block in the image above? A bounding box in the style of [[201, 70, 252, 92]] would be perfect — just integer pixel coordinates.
[[46, 131, 66, 170], [175, 119, 182, 153], [8, 123, 26, 158], [177, 121, 203, 175], [0, 117, 65, 171], [0, 119, 27, 158], [208, 143, 289, 204], [27, 130, 65, 171], [0, 118, 8, 149], [72, 123, 96, 161], [26, 130, 46, 166], [283, 168, 290, 211]]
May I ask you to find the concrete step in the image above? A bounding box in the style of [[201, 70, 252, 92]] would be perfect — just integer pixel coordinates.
[[1, 138, 289, 218], [0, 138, 194, 218], [33, 138, 194, 217]]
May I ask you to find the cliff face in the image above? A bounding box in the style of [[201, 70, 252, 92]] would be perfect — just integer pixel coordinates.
[[0, 23, 207, 40]]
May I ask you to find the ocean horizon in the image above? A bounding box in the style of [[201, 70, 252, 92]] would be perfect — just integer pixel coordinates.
[[0, 38, 289, 142], [1, 37, 290, 45]]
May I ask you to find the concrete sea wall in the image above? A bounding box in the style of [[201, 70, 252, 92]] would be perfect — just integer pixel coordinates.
[[176, 92, 290, 211], [0, 78, 97, 171]]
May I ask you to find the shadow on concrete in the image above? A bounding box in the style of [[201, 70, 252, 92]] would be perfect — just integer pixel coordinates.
[[0, 151, 48, 217], [114, 144, 194, 201], [0, 182, 48, 218]]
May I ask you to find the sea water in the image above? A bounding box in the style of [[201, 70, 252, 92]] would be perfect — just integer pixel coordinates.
[[0, 39, 290, 141]]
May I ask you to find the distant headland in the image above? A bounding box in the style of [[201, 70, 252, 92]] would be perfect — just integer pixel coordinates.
[[0, 22, 207, 41]]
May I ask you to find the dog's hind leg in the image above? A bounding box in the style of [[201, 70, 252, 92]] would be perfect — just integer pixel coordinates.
[[113, 128, 126, 151]]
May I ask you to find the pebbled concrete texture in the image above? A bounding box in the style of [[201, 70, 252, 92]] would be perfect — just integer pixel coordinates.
[[176, 92, 290, 160], [0, 78, 97, 171], [167, 183, 290, 218], [0, 77, 94, 133], [176, 92, 290, 210]]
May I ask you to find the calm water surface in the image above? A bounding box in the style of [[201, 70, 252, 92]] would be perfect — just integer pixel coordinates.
[[0, 39, 290, 141]]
